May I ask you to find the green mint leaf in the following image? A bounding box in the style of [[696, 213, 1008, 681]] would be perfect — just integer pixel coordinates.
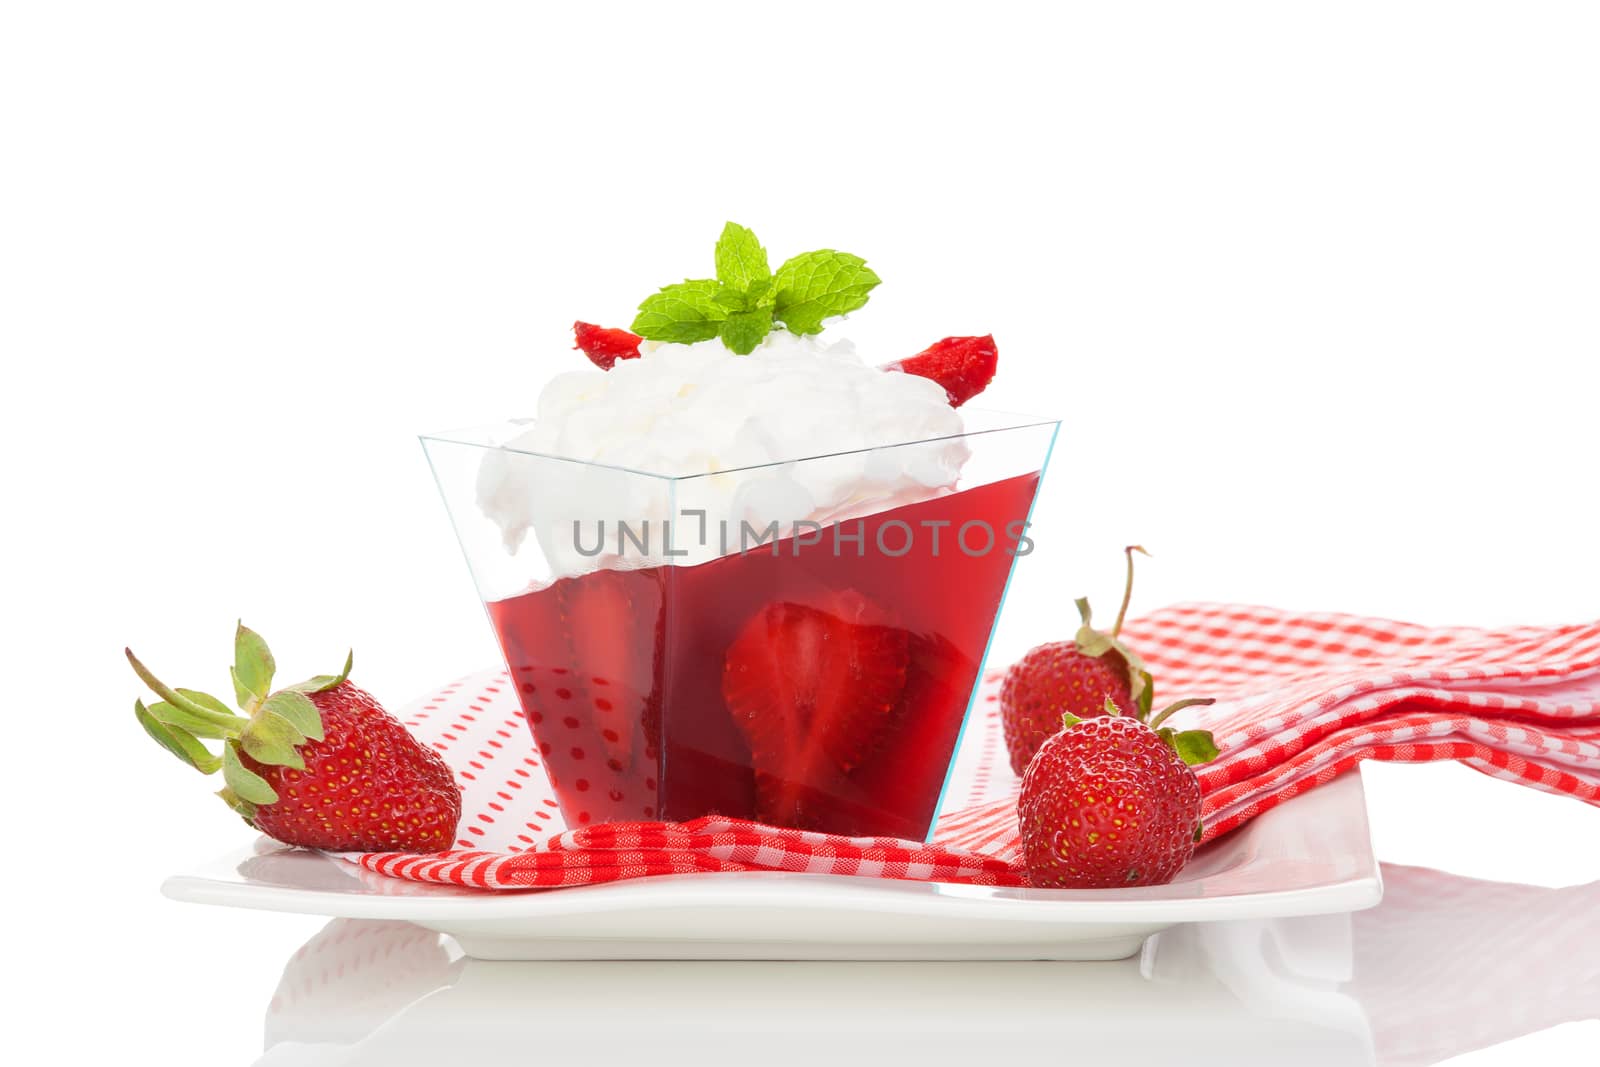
[[712, 278, 773, 312], [637, 228, 881, 352], [713, 222, 770, 291], [631, 279, 727, 343], [719, 310, 772, 355], [772, 250, 880, 335]]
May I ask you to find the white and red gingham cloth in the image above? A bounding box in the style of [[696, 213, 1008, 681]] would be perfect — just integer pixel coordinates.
[[341, 603, 1600, 890]]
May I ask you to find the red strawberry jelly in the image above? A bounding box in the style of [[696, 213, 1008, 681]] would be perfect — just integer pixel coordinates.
[[486, 471, 1041, 839]]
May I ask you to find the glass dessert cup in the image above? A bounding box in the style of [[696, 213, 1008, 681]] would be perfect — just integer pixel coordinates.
[[422, 412, 1059, 841]]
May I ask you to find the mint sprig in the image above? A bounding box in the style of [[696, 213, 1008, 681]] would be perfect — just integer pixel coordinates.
[[713, 221, 769, 291], [630, 223, 880, 355], [632, 280, 725, 344], [771, 250, 879, 335]]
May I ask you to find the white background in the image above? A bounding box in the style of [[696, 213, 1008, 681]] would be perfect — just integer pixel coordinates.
[[3, 2, 1597, 1063]]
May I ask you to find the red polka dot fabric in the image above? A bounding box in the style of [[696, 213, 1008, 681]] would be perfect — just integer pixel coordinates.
[[342, 603, 1600, 890]]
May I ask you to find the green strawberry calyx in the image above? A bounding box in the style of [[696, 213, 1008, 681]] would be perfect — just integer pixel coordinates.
[[127, 622, 351, 824], [1059, 696, 1221, 768], [1073, 545, 1156, 714]]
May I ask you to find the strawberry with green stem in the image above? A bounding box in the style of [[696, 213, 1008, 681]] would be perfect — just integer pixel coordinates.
[[1019, 696, 1220, 889], [129, 624, 461, 852], [1000, 546, 1158, 775]]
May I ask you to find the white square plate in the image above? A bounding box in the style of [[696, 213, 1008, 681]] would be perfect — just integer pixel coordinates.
[[163, 767, 1381, 961]]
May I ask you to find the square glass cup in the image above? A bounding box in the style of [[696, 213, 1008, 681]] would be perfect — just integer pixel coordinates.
[[422, 410, 1059, 842]]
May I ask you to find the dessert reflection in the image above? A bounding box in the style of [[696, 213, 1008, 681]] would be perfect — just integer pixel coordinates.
[[254, 864, 1599, 1067]]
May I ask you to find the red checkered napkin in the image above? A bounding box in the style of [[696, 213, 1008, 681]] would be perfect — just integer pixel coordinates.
[[341, 604, 1600, 890]]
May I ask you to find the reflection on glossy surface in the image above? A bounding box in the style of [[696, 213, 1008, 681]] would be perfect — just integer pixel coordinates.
[[1346, 865, 1600, 1065], [254, 864, 1599, 1066]]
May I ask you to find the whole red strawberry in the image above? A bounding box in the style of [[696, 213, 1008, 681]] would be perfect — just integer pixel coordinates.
[[574, 321, 643, 369], [1001, 546, 1153, 775], [128, 625, 461, 852], [883, 334, 998, 407], [1019, 698, 1218, 888]]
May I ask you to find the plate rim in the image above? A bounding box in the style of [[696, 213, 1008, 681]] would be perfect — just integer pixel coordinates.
[[162, 768, 1383, 926]]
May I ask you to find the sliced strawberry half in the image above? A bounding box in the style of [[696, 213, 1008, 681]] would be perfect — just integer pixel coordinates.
[[721, 591, 910, 828], [883, 334, 998, 407], [556, 569, 664, 768], [573, 321, 643, 370]]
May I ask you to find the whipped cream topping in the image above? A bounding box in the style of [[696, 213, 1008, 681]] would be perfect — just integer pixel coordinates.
[[476, 331, 969, 577]]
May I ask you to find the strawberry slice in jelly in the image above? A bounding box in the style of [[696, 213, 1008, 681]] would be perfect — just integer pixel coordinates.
[[556, 569, 663, 769], [721, 591, 910, 829]]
